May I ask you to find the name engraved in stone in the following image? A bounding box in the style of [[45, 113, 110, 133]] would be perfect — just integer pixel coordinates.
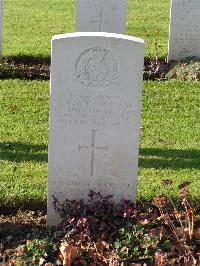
[[55, 95, 135, 127]]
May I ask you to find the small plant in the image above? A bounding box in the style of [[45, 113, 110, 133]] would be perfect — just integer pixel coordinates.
[[165, 58, 200, 81], [52, 191, 137, 242], [154, 29, 162, 65], [114, 224, 159, 260], [53, 191, 161, 265], [152, 180, 197, 265], [8, 189, 200, 265], [16, 238, 58, 265]]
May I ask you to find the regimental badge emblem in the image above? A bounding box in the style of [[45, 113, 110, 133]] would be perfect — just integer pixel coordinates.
[[75, 47, 119, 88]]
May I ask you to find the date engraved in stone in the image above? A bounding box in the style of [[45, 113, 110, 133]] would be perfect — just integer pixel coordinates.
[[75, 47, 119, 87]]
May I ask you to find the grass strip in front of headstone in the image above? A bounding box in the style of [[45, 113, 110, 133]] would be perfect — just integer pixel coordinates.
[[0, 80, 49, 210], [138, 80, 200, 203], [0, 79, 199, 210]]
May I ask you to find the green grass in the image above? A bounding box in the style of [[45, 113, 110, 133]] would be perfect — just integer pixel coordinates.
[[3, 0, 170, 58], [1, 0, 199, 209], [0, 80, 199, 208], [3, 0, 75, 58], [0, 80, 49, 208], [138, 81, 200, 201]]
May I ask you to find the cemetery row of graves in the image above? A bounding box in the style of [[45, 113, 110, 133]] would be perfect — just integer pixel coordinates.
[[0, 0, 200, 265]]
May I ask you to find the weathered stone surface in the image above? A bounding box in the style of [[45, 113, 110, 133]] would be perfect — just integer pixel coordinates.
[[76, 0, 127, 34], [47, 32, 144, 226], [168, 0, 200, 61]]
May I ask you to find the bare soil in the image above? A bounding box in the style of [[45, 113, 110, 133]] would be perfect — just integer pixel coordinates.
[[0, 211, 46, 263], [1, 56, 172, 81]]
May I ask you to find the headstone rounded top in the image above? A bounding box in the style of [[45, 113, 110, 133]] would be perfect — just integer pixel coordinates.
[[75, 47, 119, 88], [52, 32, 144, 45]]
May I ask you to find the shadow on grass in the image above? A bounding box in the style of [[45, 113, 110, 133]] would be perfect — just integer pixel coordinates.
[[0, 142, 48, 163], [139, 148, 200, 170], [1, 142, 199, 170]]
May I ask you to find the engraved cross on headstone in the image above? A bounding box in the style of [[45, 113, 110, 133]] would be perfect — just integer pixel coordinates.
[[79, 130, 109, 177], [92, 7, 109, 31]]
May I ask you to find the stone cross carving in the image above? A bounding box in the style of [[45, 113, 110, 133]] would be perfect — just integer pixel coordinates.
[[92, 8, 109, 31], [79, 130, 109, 177], [76, 0, 127, 34]]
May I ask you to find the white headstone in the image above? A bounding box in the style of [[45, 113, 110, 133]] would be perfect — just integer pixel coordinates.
[[47, 32, 144, 226], [0, 0, 3, 58], [168, 0, 200, 61], [76, 0, 127, 34]]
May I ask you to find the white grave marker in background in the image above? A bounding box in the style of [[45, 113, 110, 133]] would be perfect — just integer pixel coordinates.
[[76, 0, 127, 34], [168, 0, 200, 61], [0, 0, 3, 58], [47, 32, 144, 226]]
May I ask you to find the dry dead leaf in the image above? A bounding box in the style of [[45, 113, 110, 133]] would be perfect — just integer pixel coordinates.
[[60, 242, 81, 266]]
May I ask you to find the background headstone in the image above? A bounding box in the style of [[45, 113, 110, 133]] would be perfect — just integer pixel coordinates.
[[0, 0, 3, 58], [76, 0, 127, 34], [48, 32, 144, 226], [168, 0, 200, 61]]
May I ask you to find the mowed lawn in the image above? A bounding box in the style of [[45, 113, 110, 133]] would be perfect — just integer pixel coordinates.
[[1, 0, 199, 209], [0, 80, 199, 208], [3, 0, 170, 58]]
